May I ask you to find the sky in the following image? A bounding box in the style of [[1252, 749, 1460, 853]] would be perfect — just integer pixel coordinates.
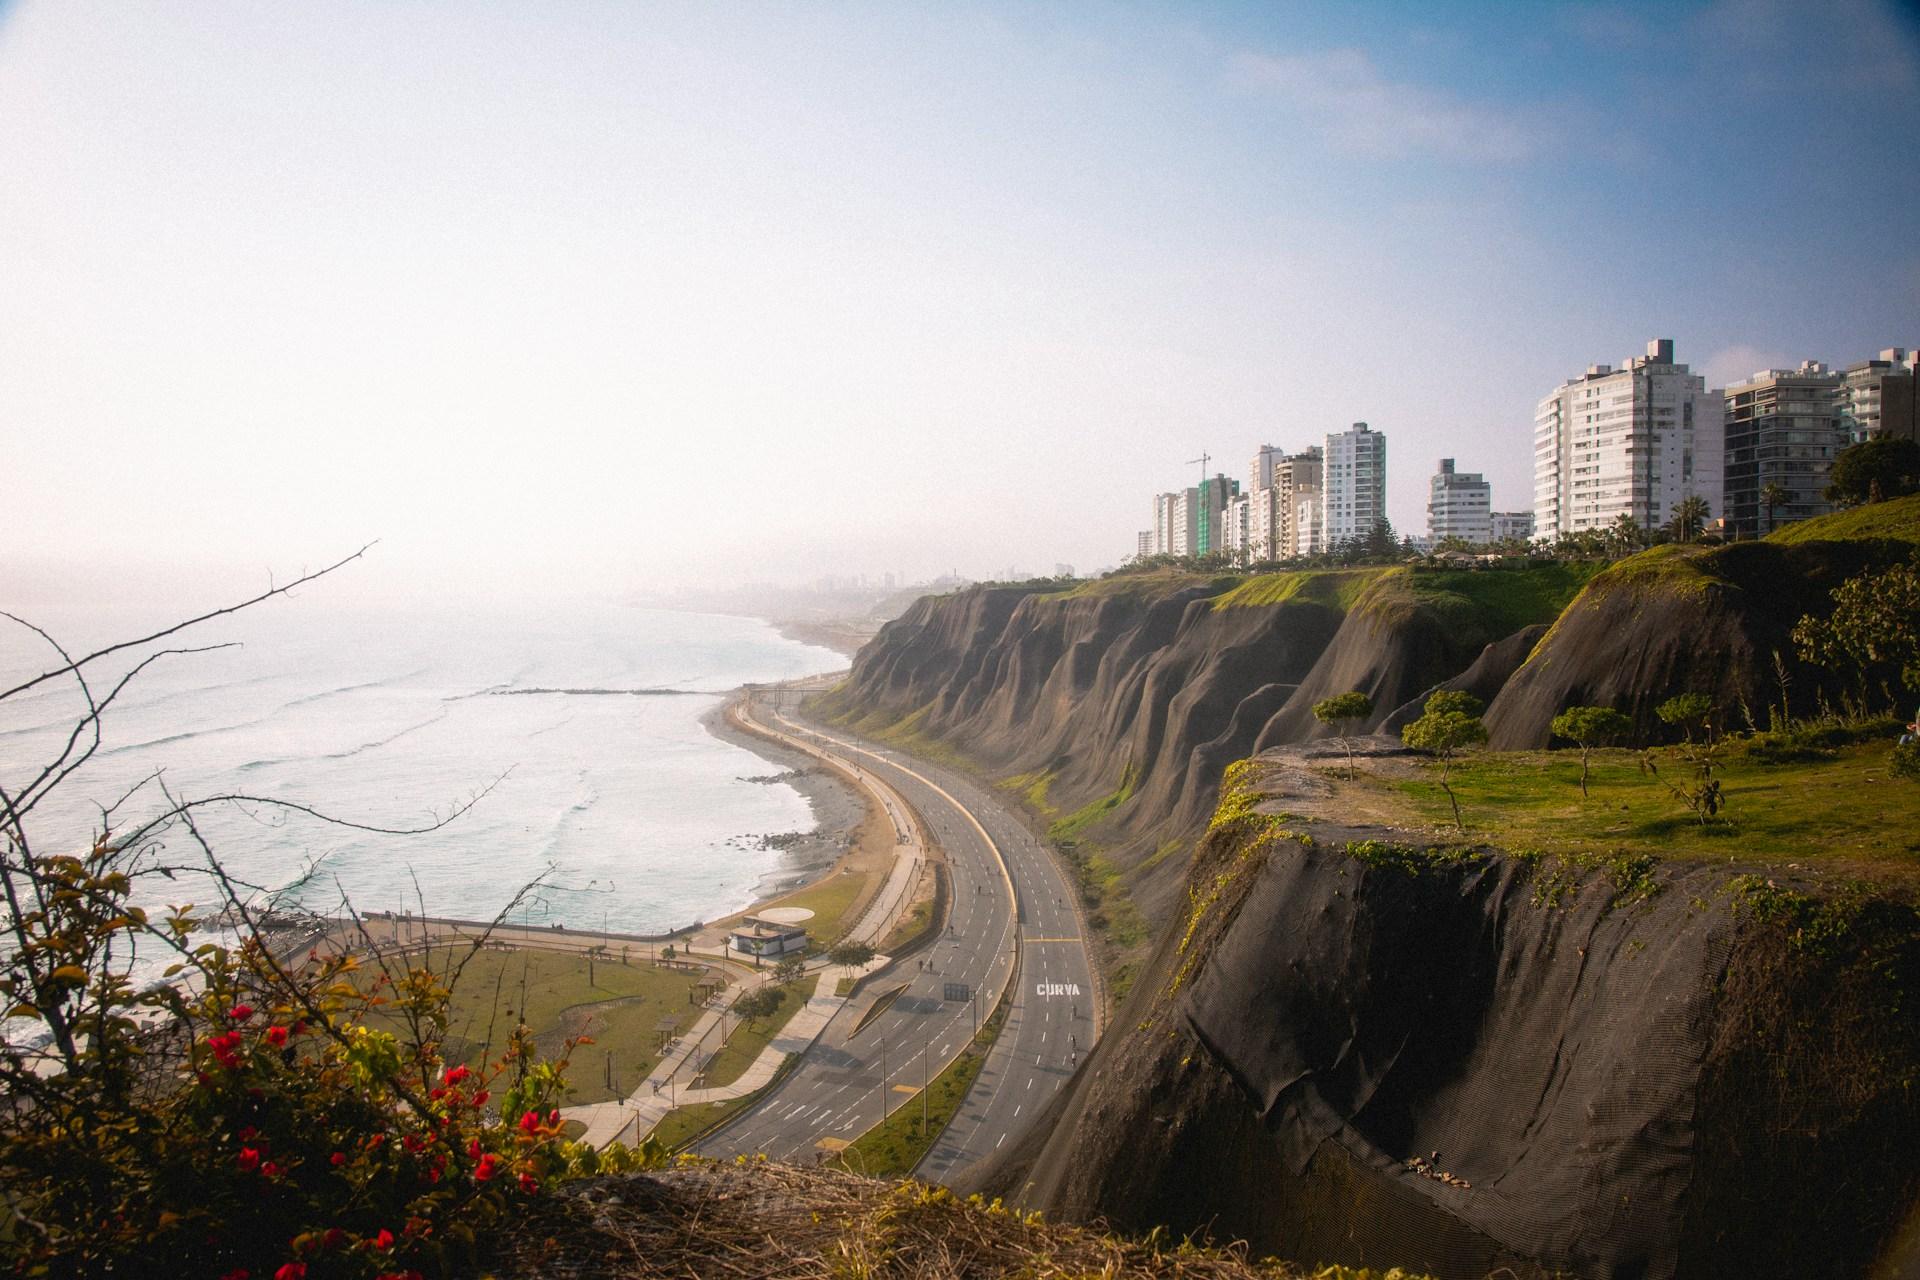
[[2, 0, 1917, 605]]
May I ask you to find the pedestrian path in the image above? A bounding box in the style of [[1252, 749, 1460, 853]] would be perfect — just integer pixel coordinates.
[[563, 958, 878, 1147]]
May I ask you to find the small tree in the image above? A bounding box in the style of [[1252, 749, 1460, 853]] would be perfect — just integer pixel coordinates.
[[772, 953, 806, 985], [732, 985, 786, 1028], [1656, 691, 1715, 745], [1826, 437, 1920, 506], [1400, 690, 1488, 830], [1549, 705, 1634, 797], [1312, 690, 1375, 780], [1792, 553, 1920, 712], [827, 941, 875, 969]]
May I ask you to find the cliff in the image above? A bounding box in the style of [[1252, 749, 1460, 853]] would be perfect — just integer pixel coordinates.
[[983, 759, 1920, 1280], [818, 497, 1920, 957]]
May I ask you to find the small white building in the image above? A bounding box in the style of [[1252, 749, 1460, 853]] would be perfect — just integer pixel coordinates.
[[729, 918, 808, 959]]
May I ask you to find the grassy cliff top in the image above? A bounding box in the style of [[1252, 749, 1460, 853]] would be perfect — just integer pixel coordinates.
[[1319, 736, 1920, 878], [1040, 567, 1223, 601], [1768, 492, 1920, 545]]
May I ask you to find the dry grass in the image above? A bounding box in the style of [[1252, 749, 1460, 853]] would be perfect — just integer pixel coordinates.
[[486, 1160, 1428, 1279]]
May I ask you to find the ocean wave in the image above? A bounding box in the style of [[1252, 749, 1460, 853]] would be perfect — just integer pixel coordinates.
[[320, 709, 450, 761], [281, 668, 431, 710]]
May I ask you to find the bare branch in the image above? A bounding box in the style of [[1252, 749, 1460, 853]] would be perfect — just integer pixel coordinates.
[[0, 542, 375, 704]]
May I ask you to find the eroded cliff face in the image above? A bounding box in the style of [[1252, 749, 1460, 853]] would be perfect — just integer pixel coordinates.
[[820, 530, 1912, 938], [982, 762, 1920, 1280]]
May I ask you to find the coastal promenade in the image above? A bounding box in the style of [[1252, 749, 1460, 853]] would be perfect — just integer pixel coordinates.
[[696, 686, 1097, 1187]]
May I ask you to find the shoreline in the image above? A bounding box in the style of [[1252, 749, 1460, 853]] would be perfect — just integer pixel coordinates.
[[699, 696, 866, 908], [768, 617, 878, 659]]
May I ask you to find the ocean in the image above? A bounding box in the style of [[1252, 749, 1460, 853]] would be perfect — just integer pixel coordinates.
[[0, 595, 845, 937]]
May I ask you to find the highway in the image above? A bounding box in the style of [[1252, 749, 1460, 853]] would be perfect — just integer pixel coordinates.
[[697, 686, 1096, 1186]]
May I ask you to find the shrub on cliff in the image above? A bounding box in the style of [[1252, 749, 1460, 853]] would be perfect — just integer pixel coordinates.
[[1549, 705, 1634, 797], [1401, 691, 1488, 830], [1312, 691, 1374, 780]]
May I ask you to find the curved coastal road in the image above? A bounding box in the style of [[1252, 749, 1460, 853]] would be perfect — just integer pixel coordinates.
[[697, 687, 1096, 1186]]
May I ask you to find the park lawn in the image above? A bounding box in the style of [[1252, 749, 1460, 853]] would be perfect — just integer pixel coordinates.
[[697, 974, 820, 1091], [763, 865, 876, 947], [1348, 740, 1920, 873], [376, 946, 713, 1106]]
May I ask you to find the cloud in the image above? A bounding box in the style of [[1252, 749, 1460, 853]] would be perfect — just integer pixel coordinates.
[[1227, 47, 1542, 163], [1699, 343, 1795, 390]]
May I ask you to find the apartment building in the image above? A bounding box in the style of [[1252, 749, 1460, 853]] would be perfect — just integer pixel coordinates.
[[1533, 339, 1723, 540], [1322, 423, 1386, 547], [1428, 458, 1492, 545], [1723, 361, 1845, 536]]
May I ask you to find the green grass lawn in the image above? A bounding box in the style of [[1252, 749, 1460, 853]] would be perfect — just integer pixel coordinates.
[[697, 974, 819, 1090], [377, 946, 712, 1105], [761, 866, 875, 947], [1356, 739, 1920, 874]]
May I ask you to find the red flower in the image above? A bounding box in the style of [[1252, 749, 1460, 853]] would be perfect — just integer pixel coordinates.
[[237, 1126, 259, 1141], [229, 1004, 254, 1022], [219, 1269, 250, 1280], [273, 1265, 305, 1280], [467, 1138, 481, 1159], [473, 1152, 501, 1182], [443, 1065, 470, 1085], [266, 1025, 289, 1047], [470, 1089, 489, 1107], [401, 1134, 423, 1153], [368, 1228, 395, 1251], [330, 1152, 346, 1167], [237, 1147, 262, 1172], [321, 1228, 345, 1251], [261, 1161, 282, 1179], [547, 1108, 560, 1126], [517, 1171, 538, 1194], [517, 1110, 540, 1135]]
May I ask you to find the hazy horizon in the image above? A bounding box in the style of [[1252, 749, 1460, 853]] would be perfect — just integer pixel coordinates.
[[4, 1, 1917, 606]]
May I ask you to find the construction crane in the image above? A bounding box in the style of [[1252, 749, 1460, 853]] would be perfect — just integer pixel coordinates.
[[1185, 451, 1211, 484]]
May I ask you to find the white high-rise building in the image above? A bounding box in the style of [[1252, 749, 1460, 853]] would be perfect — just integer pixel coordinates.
[[1322, 423, 1387, 547], [1150, 493, 1180, 555], [1293, 487, 1325, 557], [1428, 458, 1492, 545], [1490, 511, 1536, 544], [1169, 489, 1198, 556], [1135, 530, 1153, 560], [1222, 492, 1251, 560], [1533, 339, 1724, 541], [1248, 444, 1283, 493]]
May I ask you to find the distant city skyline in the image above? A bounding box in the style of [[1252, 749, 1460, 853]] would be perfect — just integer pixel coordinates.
[[2, 2, 1916, 601]]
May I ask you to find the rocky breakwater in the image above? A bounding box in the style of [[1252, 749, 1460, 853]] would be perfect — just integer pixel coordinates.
[[984, 759, 1920, 1280]]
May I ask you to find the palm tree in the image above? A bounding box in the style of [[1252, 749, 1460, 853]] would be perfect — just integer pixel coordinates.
[[1760, 482, 1790, 533], [1670, 494, 1711, 542], [1610, 512, 1642, 556]]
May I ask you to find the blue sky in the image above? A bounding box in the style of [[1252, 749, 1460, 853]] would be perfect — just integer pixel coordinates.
[[1, 1, 1915, 600]]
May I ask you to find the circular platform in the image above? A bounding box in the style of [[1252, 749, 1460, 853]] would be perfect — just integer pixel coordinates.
[[756, 906, 816, 925]]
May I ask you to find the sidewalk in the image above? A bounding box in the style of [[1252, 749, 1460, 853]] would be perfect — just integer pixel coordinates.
[[564, 957, 878, 1147]]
